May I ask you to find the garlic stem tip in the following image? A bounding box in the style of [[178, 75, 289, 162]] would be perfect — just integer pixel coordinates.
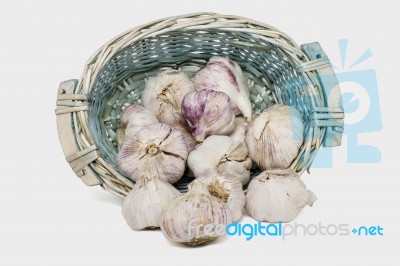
[[307, 190, 317, 207]]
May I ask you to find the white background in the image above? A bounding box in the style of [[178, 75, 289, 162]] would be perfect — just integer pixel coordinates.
[[1, 0, 399, 265]]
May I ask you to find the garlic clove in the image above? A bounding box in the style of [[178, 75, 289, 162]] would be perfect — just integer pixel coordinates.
[[245, 169, 316, 223], [141, 69, 195, 124], [160, 180, 232, 246], [197, 172, 245, 222], [122, 172, 181, 230], [217, 159, 251, 185], [187, 135, 251, 185], [181, 89, 236, 142], [193, 56, 252, 121], [228, 116, 249, 144], [116, 123, 188, 183], [226, 140, 248, 162], [187, 135, 230, 177], [246, 104, 304, 170], [116, 105, 159, 148], [243, 156, 253, 170]]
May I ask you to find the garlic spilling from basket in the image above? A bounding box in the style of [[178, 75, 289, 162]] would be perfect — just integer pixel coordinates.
[[246, 104, 304, 170], [245, 169, 316, 223], [188, 135, 252, 185], [112, 57, 318, 247], [55, 12, 345, 250], [141, 69, 195, 124], [197, 172, 245, 222], [116, 105, 159, 148], [181, 89, 236, 142], [122, 172, 181, 230], [193, 56, 252, 121], [116, 123, 188, 183], [161, 180, 232, 246]]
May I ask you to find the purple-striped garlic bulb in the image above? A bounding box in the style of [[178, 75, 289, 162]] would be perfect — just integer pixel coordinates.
[[116, 123, 188, 183], [161, 180, 232, 246], [181, 89, 236, 142], [246, 104, 304, 170], [193, 56, 252, 121]]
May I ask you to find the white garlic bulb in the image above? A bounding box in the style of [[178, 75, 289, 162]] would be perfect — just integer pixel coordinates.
[[193, 56, 252, 121], [116, 105, 159, 148], [245, 169, 316, 223], [116, 123, 188, 183], [197, 172, 245, 222], [181, 89, 236, 142], [246, 104, 304, 170], [161, 180, 232, 246], [141, 69, 195, 124], [170, 123, 198, 152], [122, 172, 181, 230], [188, 135, 251, 185]]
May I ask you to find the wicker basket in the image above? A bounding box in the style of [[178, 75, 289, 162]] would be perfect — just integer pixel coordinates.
[[56, 13, 344, 198]]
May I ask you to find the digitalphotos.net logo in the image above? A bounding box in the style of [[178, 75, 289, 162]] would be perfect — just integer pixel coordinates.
[[312, 39, 382, 167], [188, 220, 384, 241]]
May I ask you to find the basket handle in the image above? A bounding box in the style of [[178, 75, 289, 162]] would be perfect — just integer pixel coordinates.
[[55, 80, 102, 186], [300, 42, 344, 147]]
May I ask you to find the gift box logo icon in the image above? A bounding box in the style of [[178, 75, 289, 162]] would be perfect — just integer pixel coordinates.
[[312, 39, 382, 167]]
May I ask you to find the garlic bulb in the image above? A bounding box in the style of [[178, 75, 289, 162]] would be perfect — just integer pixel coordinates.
[[193, 56, 252, 121], [116, 105, 159, 148], [188, 135, 251, 185], [170, 123, 198, 152], [141, 69, 195, 124], [246, 104, 304, 170], [161, 180, 232, 246], [122, 172, 181, 230], [181, 89, 236, 142], [245, 169, 316, 223], [116, 123, 188, 183], [197, 172, 245, 221]]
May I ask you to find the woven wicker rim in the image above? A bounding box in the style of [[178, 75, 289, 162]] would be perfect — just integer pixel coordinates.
[[71, 12, 329, 198]]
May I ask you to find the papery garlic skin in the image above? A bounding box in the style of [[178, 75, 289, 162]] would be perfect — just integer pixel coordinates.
[[116, 105, 159, 148], [193, 56, 252, 121], [229, 116, 249, 144], [181, 89, 236, 142], [246, 104, 304, 170], [245, 169, 316, 223], [197, 172, 245, 222], [170, 123, 198, 152], [122, 173, 181, 230], [116, 123, 188, 183], [161, 180, 232, 246], [188, 135, 251, 185], [141, 69, 195, 124]]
